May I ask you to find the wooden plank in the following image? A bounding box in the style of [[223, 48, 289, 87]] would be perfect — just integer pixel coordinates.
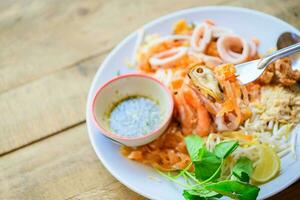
[[225, 0, 300, 28], [0, 0, 300, 92], [66, 181, 143, 200], [1, 0, 300, 156], [0, 0, 227, 93], [0, 122, 299, 200], [0, 53, 105, 155], [0, 124, 144, 200]]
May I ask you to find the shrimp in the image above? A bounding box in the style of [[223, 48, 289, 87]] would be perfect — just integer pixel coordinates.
[[195, 103, 213, 136], [181, 86, 213, 136], [174, 90, 195, 135]]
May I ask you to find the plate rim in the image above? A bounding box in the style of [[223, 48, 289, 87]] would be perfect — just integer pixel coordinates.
[[86, 5, 300, 200]]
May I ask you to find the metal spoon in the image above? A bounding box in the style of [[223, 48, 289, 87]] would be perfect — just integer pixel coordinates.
[[277, 32, 300, 49], [277, 32, 300, 71], [236, 41, 300, 85]]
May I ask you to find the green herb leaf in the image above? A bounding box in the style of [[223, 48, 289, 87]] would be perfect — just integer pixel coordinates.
[[205, 180, 260, 200], [164, 136, 260, 200], [185, 135, 204, 161], [183, 189, 222, 200], [213, 140, 239, 159], [182, 189, 222, 200], [183, 190, 205, 200], [194, 149, 222, 181], [232, 157, 253, 183]]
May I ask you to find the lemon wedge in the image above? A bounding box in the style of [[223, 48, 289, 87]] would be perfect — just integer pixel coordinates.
[[251, 145, 280, 183]]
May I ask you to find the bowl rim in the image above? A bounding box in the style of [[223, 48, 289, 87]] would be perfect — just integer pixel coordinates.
[[91, 73, 174, 141]]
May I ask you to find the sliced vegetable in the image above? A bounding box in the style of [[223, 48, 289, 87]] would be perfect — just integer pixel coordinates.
[[232, 157, 253, 183], [222, 131, 253, 142], [213, 140, 239, 159], [252, 145, 280, 183], [205, 180, 260, 200]]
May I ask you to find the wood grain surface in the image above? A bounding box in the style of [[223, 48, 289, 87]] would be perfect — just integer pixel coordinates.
[[0, 0, 299, 199]]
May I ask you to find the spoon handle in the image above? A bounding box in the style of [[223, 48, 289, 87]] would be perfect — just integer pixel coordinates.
[[257, 42, 300, 69]]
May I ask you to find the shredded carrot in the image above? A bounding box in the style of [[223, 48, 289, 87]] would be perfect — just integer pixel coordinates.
[[214, 63, 237, 82], [171, 79, 184, 90], [217, 100, 235, 117], [121, 123, 190, 171], [206, 41, 219, 57], [124, 19, 265, 171], [246, 83, 261, 101], [173, 19, 193, 35], [128, 151, 143, 161], [244, 135, 253, 141]]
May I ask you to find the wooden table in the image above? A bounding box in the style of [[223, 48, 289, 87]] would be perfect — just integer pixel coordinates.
[[0, 0, 299, 199]]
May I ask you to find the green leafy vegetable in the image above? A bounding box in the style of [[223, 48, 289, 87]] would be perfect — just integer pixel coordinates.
[[185, 135, 204, 161], [205, 180, 260, 200], [159, 135, 259, 200], [183, 189, 222, 200], [183, 190, 205, 200], [213, 140, 239, 159], [194, 149, 222, 181], [232, 157, 253, 183]]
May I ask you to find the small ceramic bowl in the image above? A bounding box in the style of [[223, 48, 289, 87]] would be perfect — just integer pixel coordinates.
[[91, 73, 174, 147]]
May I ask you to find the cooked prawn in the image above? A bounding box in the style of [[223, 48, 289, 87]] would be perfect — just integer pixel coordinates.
[[181, 86, 213, 136]]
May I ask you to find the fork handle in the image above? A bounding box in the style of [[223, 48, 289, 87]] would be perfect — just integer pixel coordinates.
[[257, 42, 300, 69]]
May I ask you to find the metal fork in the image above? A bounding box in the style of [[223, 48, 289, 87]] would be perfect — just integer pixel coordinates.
[[235, 42, 300, 85]]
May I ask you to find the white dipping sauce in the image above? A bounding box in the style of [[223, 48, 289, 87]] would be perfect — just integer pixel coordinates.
[[109, 97, 162, 137]]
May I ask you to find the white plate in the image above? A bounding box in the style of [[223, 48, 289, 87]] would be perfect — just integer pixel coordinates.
[[86, 6, 300, 200]]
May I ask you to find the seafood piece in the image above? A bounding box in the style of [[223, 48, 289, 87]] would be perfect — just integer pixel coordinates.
[[137, 35, 190, 71], [175, 85, 213, 136], [174, 89, 195, 135], [191, 23, 212, 52], [217, 34, 250, 64], [248, 40, 258, 58], [258, 57, 300, 86], [215, 114, 239, 131], [188, 50, 223, 67], [147, 35, 190, 50], [211, 26, 234, 38], [188, 64, 223, 102], [149, 47, 188, 68]]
